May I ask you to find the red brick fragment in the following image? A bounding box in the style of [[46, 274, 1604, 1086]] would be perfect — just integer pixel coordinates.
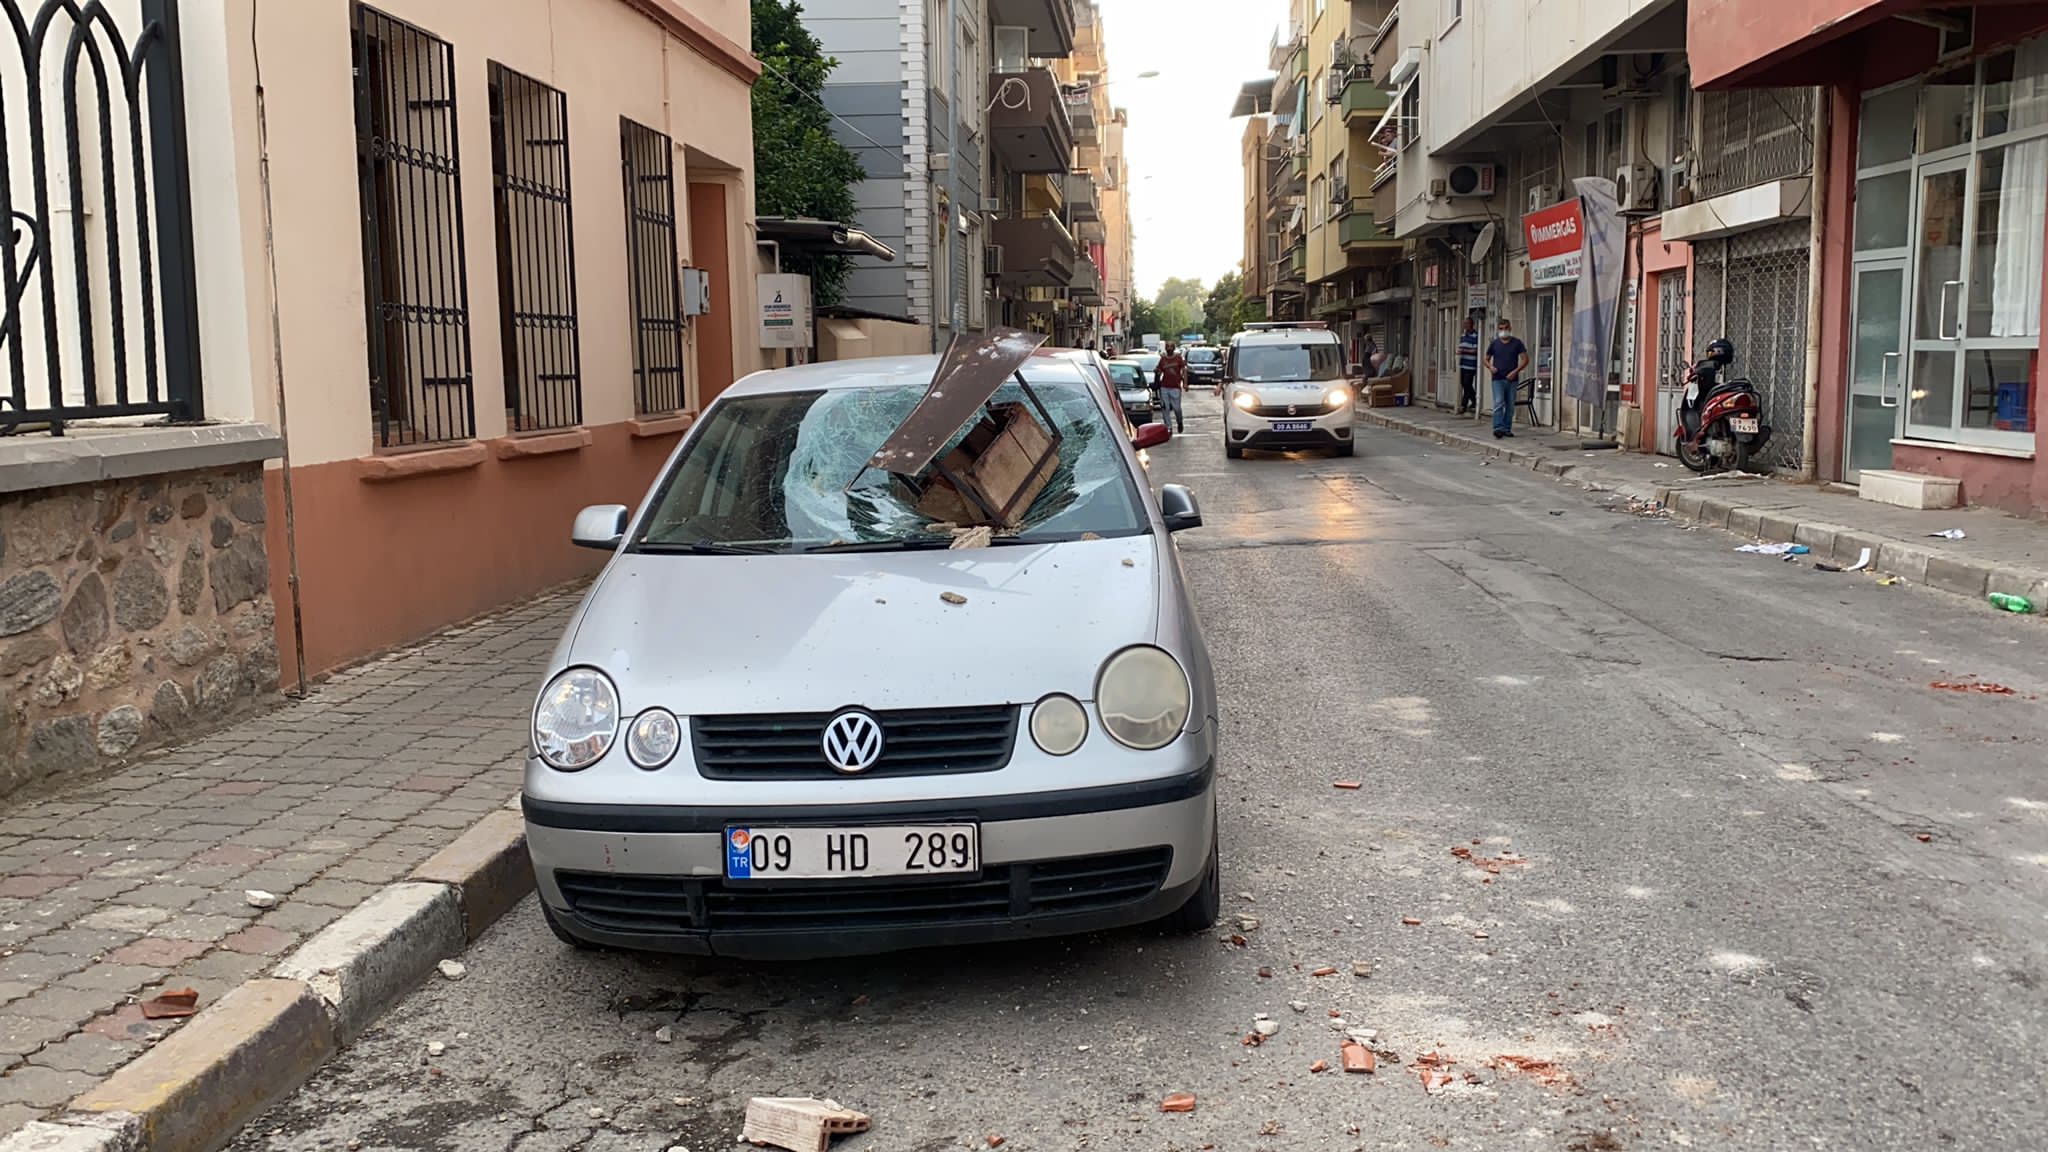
[[1161, 1092, 1197, 1113]]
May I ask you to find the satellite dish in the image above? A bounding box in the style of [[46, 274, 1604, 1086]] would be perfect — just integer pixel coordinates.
[[1471, 221, 1498, 264]]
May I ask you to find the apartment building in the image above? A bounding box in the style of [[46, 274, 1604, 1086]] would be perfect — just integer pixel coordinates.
[[0, 0, 765, 791], [1691, 0, 2048, 516], [1298, 0, 1402, 366]]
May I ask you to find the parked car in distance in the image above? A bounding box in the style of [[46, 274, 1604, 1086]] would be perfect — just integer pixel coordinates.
[[1183, 346, 1224, 390], [525, 353, 1221, 959], [1222, 323, 1355, 459], [1106, 359, 1159, 426]]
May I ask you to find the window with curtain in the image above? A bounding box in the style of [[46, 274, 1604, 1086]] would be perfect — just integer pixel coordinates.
[[1984, 37, 2048, 340]]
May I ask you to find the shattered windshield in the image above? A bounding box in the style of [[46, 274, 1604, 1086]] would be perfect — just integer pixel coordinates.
[[1235, 342, 1345, 383], [633, 374, 1148, 553]]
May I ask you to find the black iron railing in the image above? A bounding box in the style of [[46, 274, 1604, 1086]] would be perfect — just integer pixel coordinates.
[[1, 0, 203, 436], [621, 117, 684, 416], [352, 3, 475, 448], [489, 62, 581, 432]]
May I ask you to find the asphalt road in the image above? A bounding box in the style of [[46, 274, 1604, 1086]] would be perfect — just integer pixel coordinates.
[[230, 391, 2048, 1152]]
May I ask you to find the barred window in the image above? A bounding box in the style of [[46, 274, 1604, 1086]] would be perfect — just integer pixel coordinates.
[[1694, 87, 1815, 199], [489, 64, 582, 431], [621, 118, 686, 415], [352, 4, 475, 447]]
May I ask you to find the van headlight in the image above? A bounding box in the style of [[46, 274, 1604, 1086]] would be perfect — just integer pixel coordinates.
[[1232, 390, 1259, 411], [1325, 386, 1350, 408], [533, 667, 620, 771], [1096, 646, 1191, 750]]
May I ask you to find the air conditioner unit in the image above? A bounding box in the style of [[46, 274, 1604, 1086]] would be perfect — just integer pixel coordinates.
[[984, 245, 1004, 276], [1445, 163, 1495, 197], [981, 194, 1003, 213], [929, 151, 950, 172], [1616, 163, 1659, 213], [1527, 184, 1557, 214], [1325, 71, 1346, 104]]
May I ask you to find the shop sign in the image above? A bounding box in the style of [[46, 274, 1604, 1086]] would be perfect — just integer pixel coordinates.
[[1524, 200, 1584, 286], [1466, 286, 1489, 310], [757, 274, 813, 349]]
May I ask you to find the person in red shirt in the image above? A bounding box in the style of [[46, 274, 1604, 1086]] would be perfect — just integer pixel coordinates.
[[1156, 342, 1187, 434]]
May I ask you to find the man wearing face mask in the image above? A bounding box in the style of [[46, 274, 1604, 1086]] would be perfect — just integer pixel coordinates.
[[1486, 318, 1530, 439]]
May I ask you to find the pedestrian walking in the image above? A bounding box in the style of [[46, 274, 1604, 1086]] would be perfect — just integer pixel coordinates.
[[1157, 341, 1188, 433], [1457, 317, 1480, 414], [1486, 318, 1529, 439]]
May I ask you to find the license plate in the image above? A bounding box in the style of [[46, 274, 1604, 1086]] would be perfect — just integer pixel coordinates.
[[724, 825, 979, 880], [1730, 416, 1760, 434], [1272, 420, 1314, 433]]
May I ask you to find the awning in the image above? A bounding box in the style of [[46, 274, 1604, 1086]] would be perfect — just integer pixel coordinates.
[[864, 328, 1045, 477], [757, 217, 898, 262], [1230, 76, 1278, 118]]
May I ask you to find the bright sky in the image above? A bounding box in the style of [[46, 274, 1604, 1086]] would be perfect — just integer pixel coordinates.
[[1097, 0, 1281, 299]]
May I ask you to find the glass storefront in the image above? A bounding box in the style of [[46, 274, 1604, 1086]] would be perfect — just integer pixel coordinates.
[[1846, 36, 2046, 479]]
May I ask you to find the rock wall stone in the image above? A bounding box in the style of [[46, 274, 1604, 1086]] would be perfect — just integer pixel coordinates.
[[0, 464, 278, 796]]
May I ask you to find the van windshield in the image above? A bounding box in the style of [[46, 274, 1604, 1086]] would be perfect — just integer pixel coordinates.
[[1185, 348, 1221, 364], [1235, 342, 1344, 383]]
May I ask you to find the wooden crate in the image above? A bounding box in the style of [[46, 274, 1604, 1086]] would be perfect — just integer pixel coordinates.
[[913, 402, 1056, 528]]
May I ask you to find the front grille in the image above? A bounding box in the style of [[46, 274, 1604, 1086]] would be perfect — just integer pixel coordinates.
[[1247, 402, 1339, 418], [692, 707, 1018, 780], [555, 847, 1173, 935]]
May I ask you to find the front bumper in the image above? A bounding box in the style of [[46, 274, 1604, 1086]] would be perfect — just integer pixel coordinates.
[[1225, 404, 1354, 450], [525, 761, 1217, 958]]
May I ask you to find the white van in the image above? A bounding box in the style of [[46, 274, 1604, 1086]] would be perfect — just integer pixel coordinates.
[[1221, 323, 1355, 459]]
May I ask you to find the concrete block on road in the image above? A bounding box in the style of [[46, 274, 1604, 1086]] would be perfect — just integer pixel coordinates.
[[70, 980, 329, 1152], [0, 1116, 138, 1152], [270, 883, 464, 1043], [1876, 542, 1933, 584], [409, 809, 533, 941], [1925, 556, 1990, 599]]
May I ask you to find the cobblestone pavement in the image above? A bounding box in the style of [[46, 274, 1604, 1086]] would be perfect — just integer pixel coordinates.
[[0, 587, 579, 1132]]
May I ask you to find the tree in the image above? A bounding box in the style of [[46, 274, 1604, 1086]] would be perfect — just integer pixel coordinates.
[[1234, 295, 1267, 330], [752, 0, 866, 305], [1203, 272, 1244, 339], [1128, 297, 1163, 339], [1155, 298, 1200, 340], [1155, 277, 1206, 315]]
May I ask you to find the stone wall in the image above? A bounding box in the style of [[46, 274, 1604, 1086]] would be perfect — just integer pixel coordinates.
[[0, 463, 278, 797]]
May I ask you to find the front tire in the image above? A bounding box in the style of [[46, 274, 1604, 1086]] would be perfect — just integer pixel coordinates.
[[1225, 439, 1244, 460], [1158, 837, 1221, 934], [541, 900, 598, 950], [1334, 441, 1356, 457], [1676, 431, 1714, 473]]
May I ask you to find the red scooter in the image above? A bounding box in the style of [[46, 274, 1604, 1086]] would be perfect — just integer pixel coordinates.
[[1675, 338, 1772, 473]]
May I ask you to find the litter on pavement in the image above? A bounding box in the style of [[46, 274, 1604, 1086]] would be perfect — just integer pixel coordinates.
[[1736, 543, 1808, 556], [1160, 1092, 1197, 1113], [742, 1098, 871, 1152], [1989, 593, 2035, 613], [1928, 528, 1968, 540], [140, 987, 200, 1019]]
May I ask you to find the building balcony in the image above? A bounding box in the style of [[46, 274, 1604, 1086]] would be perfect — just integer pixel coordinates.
[[1284, 239, 1306, 279], [1070, 259, 1103, 305], [1339, 200, 1399, 258], [991, 0, 1076, 59], [1076, 215, 1106, 242], [1064, 170, 1099, 222], [1065, 89, 1099, 145], [1340, 75, 1392, 124], [990, 68, 1075, 174], [990, 212, 1077, 288]]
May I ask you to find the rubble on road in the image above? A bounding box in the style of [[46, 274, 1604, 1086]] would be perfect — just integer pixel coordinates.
[[1289, 1000, 1309, 1013], [1160, 1092, 1197, 1113], [140, 987, 200, 1019], [245, 890, 279, 909], [437, 960, 468, 981], [940, 591, 969, 605], [742, 1098, 871, 1152], [655, 1025, 674, 1044], [1341, 1041, 1375, 1074], [1488, 1054, 1577, 1089], [1352, 962, 1373, 978], [1311, 966, 1338, 977]]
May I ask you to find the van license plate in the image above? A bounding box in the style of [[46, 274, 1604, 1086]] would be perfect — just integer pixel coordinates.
[[1272, 421, 1314, 433], [1730, 416, 1760, 434], [725, 825, 979, 880]]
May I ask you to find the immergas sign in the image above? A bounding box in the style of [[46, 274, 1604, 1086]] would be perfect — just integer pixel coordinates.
[[1523, 200, 1584, 286]]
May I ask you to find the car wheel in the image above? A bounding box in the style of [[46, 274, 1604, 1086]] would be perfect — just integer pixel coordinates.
[[1158, 837, 1221, 934], [541, 900, 599, 950], [1225, 439, 1244, 460], [1335, 441, 1356, 457]]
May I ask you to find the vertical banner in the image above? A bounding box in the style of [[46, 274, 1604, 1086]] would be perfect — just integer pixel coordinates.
[[1566, 177, 1624, 407]]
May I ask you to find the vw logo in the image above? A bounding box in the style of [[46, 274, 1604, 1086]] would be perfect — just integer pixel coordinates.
[[821, 710, 886, 774]]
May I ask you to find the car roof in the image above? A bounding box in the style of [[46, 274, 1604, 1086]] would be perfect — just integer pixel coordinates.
[[1230, 328, 1342, 346], [722, 354, 1089, 398]]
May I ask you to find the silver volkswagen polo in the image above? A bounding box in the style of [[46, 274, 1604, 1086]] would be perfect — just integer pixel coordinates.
[[523, 343, 1220, 959]]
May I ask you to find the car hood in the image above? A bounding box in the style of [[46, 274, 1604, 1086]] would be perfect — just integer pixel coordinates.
[[566, 537, 1160, 715]]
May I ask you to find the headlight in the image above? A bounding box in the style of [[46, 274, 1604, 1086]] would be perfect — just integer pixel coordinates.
[[532, 667, 619, 771], [1030, 694, 1088, 756], [1096, 646, 1191, 751], [626, 708, 681, 769], [1232, 390, 1258, 411], [1325, 386, 1350, 408]]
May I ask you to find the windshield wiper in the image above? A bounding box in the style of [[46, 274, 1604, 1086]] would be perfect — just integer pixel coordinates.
[[803, 538, 955, 554], [638, 539, 785, 556]]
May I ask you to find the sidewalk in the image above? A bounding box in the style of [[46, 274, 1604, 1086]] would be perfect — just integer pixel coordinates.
[[0, 587, 578, 1134], [1359, 404, 2048, 610]]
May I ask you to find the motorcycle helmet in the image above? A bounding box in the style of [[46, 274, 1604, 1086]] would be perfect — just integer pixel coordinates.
[[1704, 338, 1735, 366]]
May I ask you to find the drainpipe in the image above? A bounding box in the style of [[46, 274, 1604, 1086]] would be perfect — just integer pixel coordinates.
[[1801, 87, 1828, 483]]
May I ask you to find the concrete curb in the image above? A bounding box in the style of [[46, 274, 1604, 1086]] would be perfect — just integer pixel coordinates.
[[1359, 408, 2048, 613], [5, 802, 534, 1152]]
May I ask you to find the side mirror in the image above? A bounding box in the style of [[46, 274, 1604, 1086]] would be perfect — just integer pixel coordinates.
[[1132, 422, 1172, 450], [571, 504, 631, 551], [1159, 484, 1202, 532]]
